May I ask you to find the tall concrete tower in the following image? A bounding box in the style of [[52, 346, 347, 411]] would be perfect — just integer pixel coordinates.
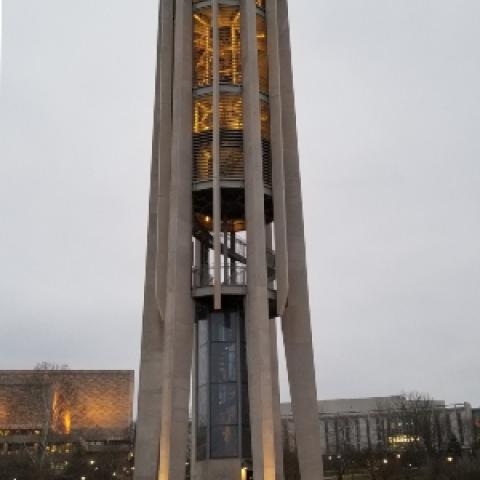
[[135, 1, 323, 479]]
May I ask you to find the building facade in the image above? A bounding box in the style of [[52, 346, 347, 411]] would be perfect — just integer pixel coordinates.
[[0, 370, 134, 475], [281, 396, 478, 458], [134, 1, 323, 480]]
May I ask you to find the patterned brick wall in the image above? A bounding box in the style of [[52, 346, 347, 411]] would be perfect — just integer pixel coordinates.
[[0, 371, 133, 439]]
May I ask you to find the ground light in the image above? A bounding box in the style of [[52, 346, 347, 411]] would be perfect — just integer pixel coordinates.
[[241, 466, 248, 480]]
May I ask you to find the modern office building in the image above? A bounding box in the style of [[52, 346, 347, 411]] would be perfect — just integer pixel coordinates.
[[281, 396, 477, 457], [134, 0, 322, 479], [0, 370, 134, 472], [473, 408, 480, 449]]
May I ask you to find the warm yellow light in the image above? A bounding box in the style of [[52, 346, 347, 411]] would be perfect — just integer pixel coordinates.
[[388, 434, 419, 444], [447, 457, 454, 463], [64, 411, 71, 434]]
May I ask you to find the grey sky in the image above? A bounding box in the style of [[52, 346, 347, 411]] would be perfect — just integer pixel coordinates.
[[1, 0, 479, 408]]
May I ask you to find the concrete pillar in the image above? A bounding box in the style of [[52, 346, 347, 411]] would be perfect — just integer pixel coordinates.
[[135, 1, 174, 478], [266, 0, 289, 317], [157, 1, 194, 479], [270, 319, 285, 480], [277, 0, 325, 478], [241, 0, 280, 479]]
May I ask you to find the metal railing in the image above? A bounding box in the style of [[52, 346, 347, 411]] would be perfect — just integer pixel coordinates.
[[192, 265, 247, 288]]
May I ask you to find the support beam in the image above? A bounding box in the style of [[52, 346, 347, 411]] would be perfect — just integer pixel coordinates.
[[277, 1, 324, 479], [270, 319, 285, 480], [157, 1, 194, 479], [241, 1, 280, 479], [135, 1, 174, 478], [266, 0, 289, 317], [212, 0, 222, 310]]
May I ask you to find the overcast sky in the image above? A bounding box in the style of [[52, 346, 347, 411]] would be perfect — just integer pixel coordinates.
[[1, 0, 479, 408]]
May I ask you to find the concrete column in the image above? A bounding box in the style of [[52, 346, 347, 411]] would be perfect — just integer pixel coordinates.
[[212, 0, 222, 309], [241, 0, 279, 479], [157, 1, 194, 479], [135, 1, 174, 478], [277, 0, 324, 479], [270, 319, 285, 480], [266, 0, 289, 317]]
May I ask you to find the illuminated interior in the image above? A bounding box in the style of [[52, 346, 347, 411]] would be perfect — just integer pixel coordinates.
[[193, 9, 212, 88], [219, 7, 241, 85], [192, 6, 271, 188], [256, 14, 268, 94]]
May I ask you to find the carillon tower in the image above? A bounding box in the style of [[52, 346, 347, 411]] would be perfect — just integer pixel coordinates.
[[135, 0, 324, 479]]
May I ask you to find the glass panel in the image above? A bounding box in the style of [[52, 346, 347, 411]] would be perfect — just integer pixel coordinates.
[[211, 311, 236, 342], [211, 343, 236, 383], [256, 14, 268, 93], [197, 385, 208, 461], [260, 100, 270, 141], [198, 385, 208, 427], [198, 318, 208, 346], [211, 383, 238, 425], [211, 426, 239, 458], [193, 96, 213, 133], [193, 95, 213, 182], [219, 95, 243, 131], [218, 7, 242, 85], [198, 343, 209, 386], [193, 8, 213, 88]]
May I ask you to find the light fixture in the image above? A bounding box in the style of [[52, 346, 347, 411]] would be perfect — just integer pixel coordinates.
[[396, 454, 401, 459], [89, 460, 95, 465], [383, 459, 388, 464], [447, 457, 454, 463]]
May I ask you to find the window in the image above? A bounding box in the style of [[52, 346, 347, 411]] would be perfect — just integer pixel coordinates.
[[211, 311, 236, 342], [211, 383, 238, 425], [211, 426, 238, 458], [211, 343, 236, 383]]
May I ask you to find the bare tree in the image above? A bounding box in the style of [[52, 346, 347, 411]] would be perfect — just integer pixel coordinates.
[[34, 361, 70, 371], [20, 365, 77, 478]]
